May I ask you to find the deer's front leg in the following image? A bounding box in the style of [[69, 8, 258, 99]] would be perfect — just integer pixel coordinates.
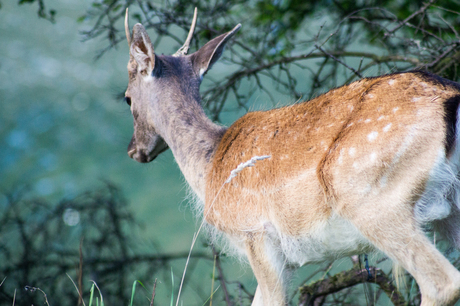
[[245, 232, 289, 306]]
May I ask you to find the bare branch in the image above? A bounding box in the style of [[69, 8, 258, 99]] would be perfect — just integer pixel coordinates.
[[298, 266, 405, 306], [385, 0, 437, 37], [315, 45, 363, 78]]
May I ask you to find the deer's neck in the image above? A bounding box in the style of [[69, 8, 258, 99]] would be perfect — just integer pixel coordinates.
[[154, 94, 226, 200]]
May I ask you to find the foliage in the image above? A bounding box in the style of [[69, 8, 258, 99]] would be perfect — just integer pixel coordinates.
[[6, 0, 460, 305], [15, 0, 56, 22], [2, 183, 460, 305], [0, 184, 213, 305], [81, 0, 460, 121], [78, 0, 460, 305]]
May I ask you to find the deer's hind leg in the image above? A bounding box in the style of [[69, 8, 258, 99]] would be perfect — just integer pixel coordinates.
[[334, 186, 460, 306]]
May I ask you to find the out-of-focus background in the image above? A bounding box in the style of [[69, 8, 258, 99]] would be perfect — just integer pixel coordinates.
[[1, 0, 204, 304], [2, 0, 460, 305], [0, 0, 190, 247]]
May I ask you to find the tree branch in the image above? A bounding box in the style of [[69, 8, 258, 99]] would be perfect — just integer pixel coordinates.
[[384, 0, 437, 37], [298, 266, 405, 306]]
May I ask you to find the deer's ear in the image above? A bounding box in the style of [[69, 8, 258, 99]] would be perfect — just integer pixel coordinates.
[[130, 24, 155, 76], [191, 24, 241, 79]]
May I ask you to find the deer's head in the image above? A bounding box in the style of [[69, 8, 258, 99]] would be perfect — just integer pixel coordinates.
[[124, 8, 240, 163]]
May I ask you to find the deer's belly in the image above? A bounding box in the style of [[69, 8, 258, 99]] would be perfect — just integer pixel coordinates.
[[267, 213, 373, 266]]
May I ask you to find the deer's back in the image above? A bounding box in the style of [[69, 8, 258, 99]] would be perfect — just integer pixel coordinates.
[[205, 71, 460, 239]]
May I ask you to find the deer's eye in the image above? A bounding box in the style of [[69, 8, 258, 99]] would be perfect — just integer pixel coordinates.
[[125, 97, 132, 106]]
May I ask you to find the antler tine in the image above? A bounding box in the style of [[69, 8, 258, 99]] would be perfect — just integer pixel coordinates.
[[173, 7, 198, 57], [125, 8, 132, 46]]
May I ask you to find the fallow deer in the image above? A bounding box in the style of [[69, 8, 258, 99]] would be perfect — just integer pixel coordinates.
[[123, 8, 460, 305]]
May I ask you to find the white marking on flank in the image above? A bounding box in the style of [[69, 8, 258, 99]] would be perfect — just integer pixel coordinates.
[[349, 147, 356, 156], [367, 131, 378, 142], [370, 152, 377, 162], [338, 149, 344, 164], [383, 123, 392, 133]]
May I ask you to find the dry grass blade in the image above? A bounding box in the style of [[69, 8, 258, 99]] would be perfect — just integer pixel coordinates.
[[150, 279, 157, 306], [67, 273, 86, 306], [78, 237, 84, 306]]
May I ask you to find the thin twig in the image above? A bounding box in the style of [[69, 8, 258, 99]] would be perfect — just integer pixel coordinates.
[[24, 286, 51, 306], [212, 246, 231, 305], [385, 0, 437, 36], [424, 42, 459, 68]]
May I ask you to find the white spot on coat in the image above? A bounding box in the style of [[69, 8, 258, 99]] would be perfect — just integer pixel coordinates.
[[349, 147, 356, 156], [383, 123, 392, 133], [370, 152, 377, 162], [338, 149, 344, 164], [367, 131, 378, 142]]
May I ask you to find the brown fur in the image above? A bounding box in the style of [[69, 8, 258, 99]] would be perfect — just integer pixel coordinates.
[[205, 72, 460, 305], [124, 15, 460, 305], [207, 72, 454, 230]]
